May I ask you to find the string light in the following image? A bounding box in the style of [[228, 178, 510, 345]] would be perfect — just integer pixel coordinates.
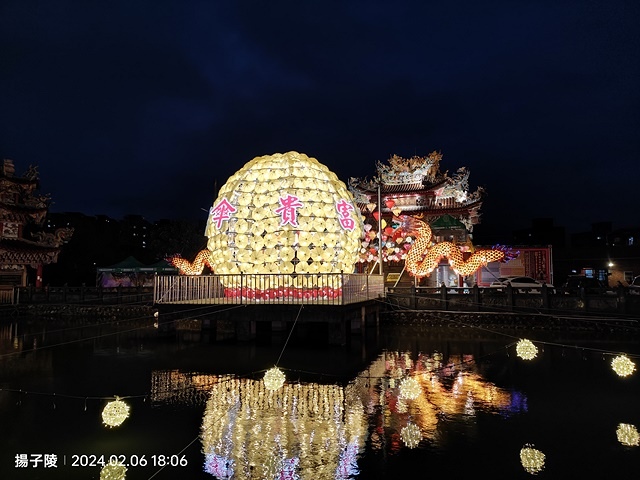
[[520, 444, 545, 474], [102, 397, 130, 428], [398, 377, 421, 400], [400, 422, 421, 448], [100, 461, 127, 480], [263, 367, 286, 391], [616, 423, 639, 447], [516, 339, 538, 360], [611, 354, 636, 377]]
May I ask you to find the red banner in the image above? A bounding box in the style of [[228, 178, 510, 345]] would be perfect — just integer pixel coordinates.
[[476, 246, 552, 286]]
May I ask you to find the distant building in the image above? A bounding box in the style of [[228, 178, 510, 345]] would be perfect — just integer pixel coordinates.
[[0, 159, 73, 287], [512, 218, 566, 250], [551, 222, 640, 287]]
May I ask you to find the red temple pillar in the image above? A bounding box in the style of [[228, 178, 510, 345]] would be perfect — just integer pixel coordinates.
[[36, 264, 43, 288]]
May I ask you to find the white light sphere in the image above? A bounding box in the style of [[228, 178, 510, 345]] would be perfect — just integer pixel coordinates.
[[616, 423, 640, 446], [398, 377, 421, 400], [102, 397, 130, 428], [520, 444, 545, 474], [611, 354, 636, 377], [100, 461, 127, 480], [516, 339, 538, 360], [263, 367, 286, 391]]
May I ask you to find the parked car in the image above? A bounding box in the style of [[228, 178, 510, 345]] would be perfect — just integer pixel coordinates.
[[630, 275, 640, 295], [489, 276, 554, 293], [561, 275, 613, 295]]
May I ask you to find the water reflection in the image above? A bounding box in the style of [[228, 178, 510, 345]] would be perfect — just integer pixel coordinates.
[[151, 350, 525, 479]]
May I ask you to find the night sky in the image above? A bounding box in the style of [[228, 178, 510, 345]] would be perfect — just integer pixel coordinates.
[[1, 1, 638, 242]]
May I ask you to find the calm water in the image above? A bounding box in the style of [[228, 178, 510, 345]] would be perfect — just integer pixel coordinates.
[[1, 314, 639, 479]]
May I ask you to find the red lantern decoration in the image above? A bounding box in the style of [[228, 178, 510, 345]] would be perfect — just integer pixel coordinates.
[[372, 211, 380, 221], [385, 199, 396, 209]]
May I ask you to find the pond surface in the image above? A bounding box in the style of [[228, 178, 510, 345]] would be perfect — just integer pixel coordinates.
[[1, 315, 639, 479]]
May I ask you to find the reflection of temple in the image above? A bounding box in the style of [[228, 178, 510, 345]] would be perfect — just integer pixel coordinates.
[[349, 152, 485, 287], [0, 159, 73, 290], [151, 350, 525, 479], [363, 351, 526, 454]]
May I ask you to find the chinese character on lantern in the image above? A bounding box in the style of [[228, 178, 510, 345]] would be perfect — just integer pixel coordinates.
[[209, 198, 237, 229], [275, 194, 303, 227], [336, 199, 356, 231]]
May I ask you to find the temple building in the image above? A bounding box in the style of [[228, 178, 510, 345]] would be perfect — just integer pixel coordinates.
[[0, 159, 73, 290], [348, 151, 486, 287]]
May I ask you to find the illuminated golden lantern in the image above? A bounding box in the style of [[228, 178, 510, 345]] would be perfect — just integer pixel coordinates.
[[611, 354, 636, 377], [400, 422, 422, 448], [263, 367, 286, 391], [100, 461, 127, 480], [102, 397, 130, 428], [520, 444, 545, 474], [398, 377, 421, 400], [516, 339, 538, 360], [616, 423, 640, 446], [172, 152, 363, 298]]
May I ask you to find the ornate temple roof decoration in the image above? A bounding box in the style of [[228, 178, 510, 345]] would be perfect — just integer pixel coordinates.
[[0, 159, 73, 283], [348, 152, 484, 222], [377, 151, 443, 186], [348, 151, 445, 195], [350, 151, 491, 270]]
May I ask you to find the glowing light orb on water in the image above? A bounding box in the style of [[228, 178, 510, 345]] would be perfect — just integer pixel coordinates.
[[102, 397, 130, 428], [398, 377, 421, 400], [400, 422, 422, 448], [516, 339, 538, 360], [520, 444, 545, 474], [616, 423, 640, 446], [263, 367, 286, 391], [611, 354, 636, 377], [100, 461, 127, 480]]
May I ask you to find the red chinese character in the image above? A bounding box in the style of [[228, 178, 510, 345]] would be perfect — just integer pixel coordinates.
[[336, 199, 356, 231], [275, 194, 303, 227], [209, 198, 237, 229]]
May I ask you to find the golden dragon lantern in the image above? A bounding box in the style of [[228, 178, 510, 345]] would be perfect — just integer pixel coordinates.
[[171, 152, 364, 299], [397, 215, 516, 278]]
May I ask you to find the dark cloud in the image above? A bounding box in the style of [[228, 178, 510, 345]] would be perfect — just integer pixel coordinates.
[[1, 0, 638, 238]]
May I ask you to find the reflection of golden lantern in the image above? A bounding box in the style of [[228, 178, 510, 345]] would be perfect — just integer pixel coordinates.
[[611, 354, 636, 377], [400, 422, 422, 448], [399, 377, 421, 400], [263, 367, 286, 391], [100, 461, 127, 480], [520, 444, 545, 474], [201, 377, 366, 480], [102, 397, 130, 428], [516, 339, 538, 360], [616, 423, 640, 446]]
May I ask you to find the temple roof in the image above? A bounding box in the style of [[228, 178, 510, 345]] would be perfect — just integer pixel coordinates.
[[0, 237, 64, 265]]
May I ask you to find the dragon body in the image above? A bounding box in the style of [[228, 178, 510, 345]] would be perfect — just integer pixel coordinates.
[[170, 250, 216, 275], [399, 215, 514, 278]]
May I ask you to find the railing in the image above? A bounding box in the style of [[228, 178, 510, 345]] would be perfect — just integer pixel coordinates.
[[154, 273, 385, 306], [385, 284, 639, 315], [12, 285, 153, 305]]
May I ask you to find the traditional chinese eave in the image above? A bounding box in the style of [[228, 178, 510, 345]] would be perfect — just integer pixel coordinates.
[[0, 238, 63, 266], [0, 175, 39, 187], [0, 202, 48, 222]]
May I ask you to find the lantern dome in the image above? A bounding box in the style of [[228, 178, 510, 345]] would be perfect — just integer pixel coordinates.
[[204, 152, 363, 291]]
